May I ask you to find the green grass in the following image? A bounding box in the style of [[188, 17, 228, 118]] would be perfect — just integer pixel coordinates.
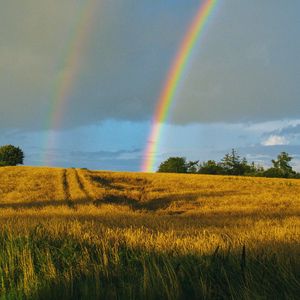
[[0, 224, 298, 300]]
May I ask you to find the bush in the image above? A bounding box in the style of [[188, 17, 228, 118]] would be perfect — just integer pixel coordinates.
[[263, 167, 286, 178], [0, 145, 24, 166], [158, 157, 188, 173], [198, 160, 224, 175]]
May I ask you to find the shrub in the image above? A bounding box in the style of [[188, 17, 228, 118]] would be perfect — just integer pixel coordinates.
[[0, 145, 24, 166]]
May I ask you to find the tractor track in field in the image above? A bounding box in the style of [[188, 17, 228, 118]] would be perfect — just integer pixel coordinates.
[[62, 168, 95, 207], [62, 169, 74, 208], [73, 169, 93, 200]]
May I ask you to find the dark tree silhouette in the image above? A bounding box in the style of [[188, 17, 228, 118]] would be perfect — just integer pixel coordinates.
[[0, 145, 24, 166], [156, 150, 299, 179], [198, 160, 224, 175], [221, 149, 250, 175], [158, 157, 188, 173], [264, 152, 296, 178]]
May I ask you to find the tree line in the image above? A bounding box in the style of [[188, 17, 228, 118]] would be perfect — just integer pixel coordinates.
[[158, 149, 300, 179], [1, 144, 299, 179]]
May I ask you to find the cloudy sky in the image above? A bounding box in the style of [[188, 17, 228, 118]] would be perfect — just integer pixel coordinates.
[[1, 0, 300, 171]]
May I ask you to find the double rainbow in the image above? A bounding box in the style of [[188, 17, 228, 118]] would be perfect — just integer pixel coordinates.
[[142, 0, 218, 172], [43, 0, 218, 169]]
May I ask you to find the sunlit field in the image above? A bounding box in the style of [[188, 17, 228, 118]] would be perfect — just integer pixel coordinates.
[[0, 166, 299, 299]]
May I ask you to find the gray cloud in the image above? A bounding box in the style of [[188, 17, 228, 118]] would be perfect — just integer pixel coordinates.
[[0, 0, 299, 130], [172, 1, 300, 124]]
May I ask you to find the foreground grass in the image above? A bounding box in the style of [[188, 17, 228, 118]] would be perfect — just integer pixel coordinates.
[[0, 167, 299, 299], [0, 223, 299, 300]]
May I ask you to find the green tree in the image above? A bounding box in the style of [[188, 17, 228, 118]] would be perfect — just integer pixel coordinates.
[[198, 160, 224, 175], [221, 149, 250, 175], [263, 167, 286, 178], [221, 149, 240, 175], [247, 161, 265, 176], [157, 157, 188, 173], [272, 152, 294, 172], [0, 145, 24, 166], [264, 152, 296, 178]]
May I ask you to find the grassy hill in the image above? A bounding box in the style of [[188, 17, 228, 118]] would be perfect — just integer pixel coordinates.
[[0, 167, 299, 299]]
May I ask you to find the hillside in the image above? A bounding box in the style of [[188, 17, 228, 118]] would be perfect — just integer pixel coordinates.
[[0, 167, 299, 299], [1, 166, 300, 214]]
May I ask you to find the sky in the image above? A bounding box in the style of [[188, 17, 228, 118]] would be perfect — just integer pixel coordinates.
[[0, 0, 300, 171]]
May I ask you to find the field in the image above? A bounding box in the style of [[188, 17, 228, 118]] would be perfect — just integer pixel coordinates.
[[0, 166, 299, 299]]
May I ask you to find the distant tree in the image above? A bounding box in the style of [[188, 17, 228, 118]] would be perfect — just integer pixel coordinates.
[[264, 152, 296, 178], [246, 161, 265, 176], [157, 157, 188, 173], [157, 150, 298, 179], [198, 160, 224, 175], [221, 149, 240, 175], [220, 149, 251, 175], [294, 172, 300, 179], [0, 145, 24, 166], [263, 167, 286, 178], [272, 152, 294, 173]]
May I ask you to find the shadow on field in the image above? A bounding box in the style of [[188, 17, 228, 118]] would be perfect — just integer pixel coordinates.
[[90, 175, 149, 191], [93, 190, 246, 212], [0, 198, 92, 209], [17, 237, 299, 300], [93, 193, 176, 211]]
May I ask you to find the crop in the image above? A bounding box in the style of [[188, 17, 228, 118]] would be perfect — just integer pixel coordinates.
[[0, 167, 299, 299]]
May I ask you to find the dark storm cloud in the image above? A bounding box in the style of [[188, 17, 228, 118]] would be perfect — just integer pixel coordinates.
[[0, 0, 299, 130], [172, 1, 300, 124]]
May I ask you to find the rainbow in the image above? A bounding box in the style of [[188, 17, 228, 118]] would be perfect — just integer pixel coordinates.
[[44, 0, 97, 164], [142, 0, 219, 172]]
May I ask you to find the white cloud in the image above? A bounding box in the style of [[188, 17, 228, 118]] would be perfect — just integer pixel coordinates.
[[262, 135, 289, 146]]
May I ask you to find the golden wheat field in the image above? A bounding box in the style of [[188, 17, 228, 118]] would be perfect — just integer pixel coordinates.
[[0, 166, 299, 299]]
